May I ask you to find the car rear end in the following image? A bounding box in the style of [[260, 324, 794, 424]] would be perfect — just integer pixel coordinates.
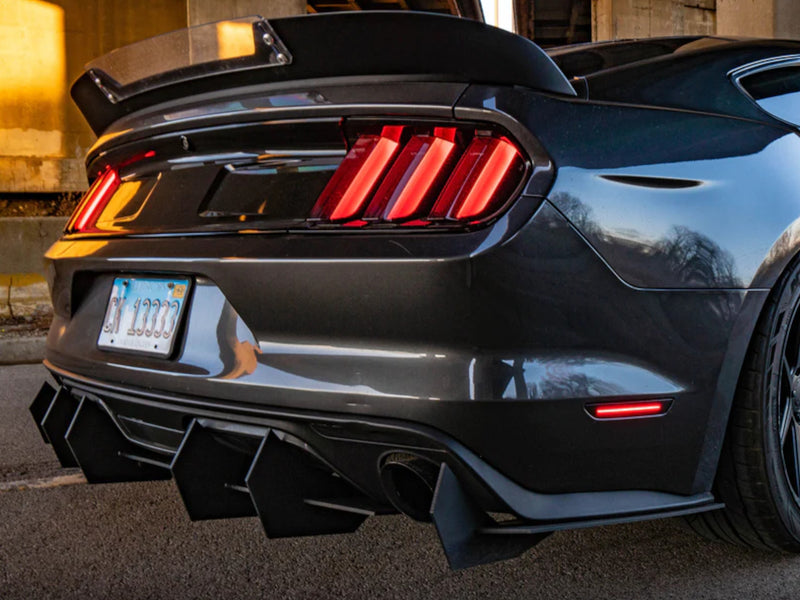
[[31, 12, 725, 569]]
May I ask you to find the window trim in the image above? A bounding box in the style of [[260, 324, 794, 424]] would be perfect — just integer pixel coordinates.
[[729, 54, 800, 128]]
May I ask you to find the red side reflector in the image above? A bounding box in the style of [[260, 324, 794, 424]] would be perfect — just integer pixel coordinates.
[[67, 169, 121, 233], [591, 401, 668, 419], [311, 126, 403, 221], [365, 131, 458, 221], [430, 137, 524, 221]]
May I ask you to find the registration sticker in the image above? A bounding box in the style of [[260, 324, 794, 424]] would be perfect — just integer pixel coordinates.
[[97, 276, 192, 357]]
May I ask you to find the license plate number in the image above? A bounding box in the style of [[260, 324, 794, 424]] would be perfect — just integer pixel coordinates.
[[98, 276, 191, 357]]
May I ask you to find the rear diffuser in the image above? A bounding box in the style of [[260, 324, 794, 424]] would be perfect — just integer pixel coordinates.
[[65, 397, 172, 483], [245, 430, 371, 538], [33, 384, 711, 570], [431, 464, 550, 570], [170, 419, 259, 520], [170, 421, 375, 535], [29, 381, 57, 444], [39, 387, 80, 469]]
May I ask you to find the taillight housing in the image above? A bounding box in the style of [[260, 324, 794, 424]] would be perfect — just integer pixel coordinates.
[[66, 168, 121, 233], [68, 124, 528, 235], [310, 123, 528, 230]]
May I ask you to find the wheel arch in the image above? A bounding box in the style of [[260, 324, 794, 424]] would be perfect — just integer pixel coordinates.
[[698, 248, 800, 494]]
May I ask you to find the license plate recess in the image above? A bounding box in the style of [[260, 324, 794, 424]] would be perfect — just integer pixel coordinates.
[[98, 276, 191, 357]]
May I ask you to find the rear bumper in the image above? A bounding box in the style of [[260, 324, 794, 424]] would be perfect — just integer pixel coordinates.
[[31, 370, 719, 567], [46, 361, 718, 518]]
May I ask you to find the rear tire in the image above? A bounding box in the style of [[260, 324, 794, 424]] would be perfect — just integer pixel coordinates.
[[688, 258, 800, 550]]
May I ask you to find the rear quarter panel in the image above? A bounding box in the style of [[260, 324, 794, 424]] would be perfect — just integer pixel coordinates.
[[456, 84, 800, 291]]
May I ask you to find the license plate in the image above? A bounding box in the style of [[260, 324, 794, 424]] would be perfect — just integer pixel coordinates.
[[98, 276, 191, 357]]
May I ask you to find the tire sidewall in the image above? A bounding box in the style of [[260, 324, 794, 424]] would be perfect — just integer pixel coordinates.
[[762, 265, 800, 540]]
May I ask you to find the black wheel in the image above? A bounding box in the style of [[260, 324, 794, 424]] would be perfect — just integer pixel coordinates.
[[687, 258, 800, 550]]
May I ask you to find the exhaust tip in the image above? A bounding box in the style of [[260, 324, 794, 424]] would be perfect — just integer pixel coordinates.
[[379, 453, 440, 522]]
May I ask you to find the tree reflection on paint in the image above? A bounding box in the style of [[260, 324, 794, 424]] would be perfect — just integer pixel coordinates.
[[554, 192, 742, 288], [656, 225, 740, 288]]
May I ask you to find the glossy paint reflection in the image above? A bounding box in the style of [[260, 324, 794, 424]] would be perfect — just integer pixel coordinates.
[[88, 275, 688, 405], [179, 279, 466, 399], [496, 356, 683, 400], [548, 132, 800, 289]]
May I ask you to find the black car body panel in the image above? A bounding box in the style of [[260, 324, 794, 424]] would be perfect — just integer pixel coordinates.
[[580, 40, 800, 120], [455, 84, 800, 289], [31, 13, 800, 568]]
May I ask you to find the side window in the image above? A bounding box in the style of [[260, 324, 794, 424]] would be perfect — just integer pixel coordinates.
[[739, 65, 800, 126]]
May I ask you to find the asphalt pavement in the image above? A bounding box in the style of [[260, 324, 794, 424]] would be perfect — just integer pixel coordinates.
[[4, 363, 800, 599]]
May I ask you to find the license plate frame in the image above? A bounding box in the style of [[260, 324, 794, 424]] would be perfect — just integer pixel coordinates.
[[97, 276, 192, 358]]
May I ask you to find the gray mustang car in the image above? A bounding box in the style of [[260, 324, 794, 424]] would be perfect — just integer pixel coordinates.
[[29, 11, 800, 568]]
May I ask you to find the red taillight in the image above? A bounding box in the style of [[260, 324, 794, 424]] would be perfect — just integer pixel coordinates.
[[365, 130, 458, 222], [311, 125, 527, 229], [430, 137, 524, 221], [66, 168, 121, 233], [590, 401, 669, 419], [311, 126, 403, 221]]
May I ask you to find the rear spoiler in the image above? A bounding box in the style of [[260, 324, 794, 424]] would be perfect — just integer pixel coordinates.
[[71, 11, 576, 136]]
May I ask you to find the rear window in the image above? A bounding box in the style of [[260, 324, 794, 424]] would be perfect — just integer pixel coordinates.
[[739, 65, 800, 125]]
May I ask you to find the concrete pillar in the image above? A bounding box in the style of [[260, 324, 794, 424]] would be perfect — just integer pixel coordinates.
[[717, 0, 773, 37], [59, 0, 187, 189], [187, 0, 307, 26], [0, 1, 71, 193], [775, 0, 800, 38], [0, 0, 186, 194], [592, 0, 715, 41], [718, 0, 800, 38], [0, 1, 306, 195]]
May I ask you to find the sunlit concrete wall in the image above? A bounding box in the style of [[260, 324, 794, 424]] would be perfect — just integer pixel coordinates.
[[0, 0, 304, 195], [188, 0, 306, 26], [593, 0, 800, 41], [0, 1, 185, 193], [717, 0, 800, 38], [1, 2, 70, 192], [592, 0, 716, 40]]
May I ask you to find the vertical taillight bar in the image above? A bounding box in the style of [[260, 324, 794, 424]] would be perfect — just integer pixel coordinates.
[[365, 128, 459, 222], [310, 125, 404, 222], [430, 137, 524, 221], [66, 168, 121, 233]]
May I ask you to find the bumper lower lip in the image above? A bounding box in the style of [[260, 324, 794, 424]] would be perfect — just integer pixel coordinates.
[[31, 365, 721, 569]]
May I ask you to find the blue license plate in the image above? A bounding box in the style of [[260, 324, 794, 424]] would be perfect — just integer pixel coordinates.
[[98, 276, 191, 357]]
